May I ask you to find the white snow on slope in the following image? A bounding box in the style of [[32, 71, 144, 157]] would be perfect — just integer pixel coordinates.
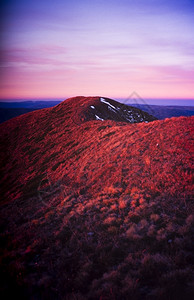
[[95, 115, 104, 121], [108, 106, 117, 113], [100, 98, 116, 110]]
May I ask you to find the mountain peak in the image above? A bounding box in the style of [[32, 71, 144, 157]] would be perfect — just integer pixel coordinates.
[[54, 96, 157, 125]]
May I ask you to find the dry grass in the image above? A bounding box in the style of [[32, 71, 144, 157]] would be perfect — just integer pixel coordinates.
[[0, 97, 193, 299]]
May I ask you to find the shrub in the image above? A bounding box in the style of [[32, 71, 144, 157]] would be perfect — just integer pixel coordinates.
[[126, 224, 141, 240]]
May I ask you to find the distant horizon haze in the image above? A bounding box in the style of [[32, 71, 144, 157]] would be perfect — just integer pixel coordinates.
[[0, 97, 193, 106]]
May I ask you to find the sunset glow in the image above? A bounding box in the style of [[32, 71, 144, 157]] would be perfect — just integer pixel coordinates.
[[0, 0, 194, 102]]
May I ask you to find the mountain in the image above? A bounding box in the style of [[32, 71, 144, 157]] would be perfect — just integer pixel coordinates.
[[0, 97, 156, 124], [0, 99, 193, 124], [0, 96, 193, 300], [70, 96, 157, 123], [0, 108, 40, 124], [0, 100, 61, 109], [0, 101, 61, 123], [130, 103, 194, 120]]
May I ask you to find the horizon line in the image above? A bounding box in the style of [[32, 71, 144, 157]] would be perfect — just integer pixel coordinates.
[[0, 96, 194, 101], [0, 97, 193, 107]]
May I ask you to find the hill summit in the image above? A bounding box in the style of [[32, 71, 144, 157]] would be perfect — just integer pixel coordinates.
[[0, 96, 193, 299], [57, 96, 157, 124]]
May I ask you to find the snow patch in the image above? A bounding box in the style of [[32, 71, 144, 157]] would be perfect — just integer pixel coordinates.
[[100, 98, 116, 110], [127, 117, 134, 122], [95, 115, 104, 121], [108, 106, 117, 113]]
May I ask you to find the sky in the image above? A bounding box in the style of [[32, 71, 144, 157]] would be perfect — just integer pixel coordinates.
[[0, 0, 194, 104]]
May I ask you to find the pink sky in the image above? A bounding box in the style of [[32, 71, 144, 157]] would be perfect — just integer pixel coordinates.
[[0, 0, 194, 102]]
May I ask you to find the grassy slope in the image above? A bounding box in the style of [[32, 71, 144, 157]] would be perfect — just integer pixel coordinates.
[[0, 97, 194, 299]]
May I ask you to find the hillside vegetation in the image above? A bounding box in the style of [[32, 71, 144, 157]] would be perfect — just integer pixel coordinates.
[[0, 96, 193, 299]]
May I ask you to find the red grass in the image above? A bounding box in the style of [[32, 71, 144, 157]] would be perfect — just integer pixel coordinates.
[[0, 96, 194, 299]]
